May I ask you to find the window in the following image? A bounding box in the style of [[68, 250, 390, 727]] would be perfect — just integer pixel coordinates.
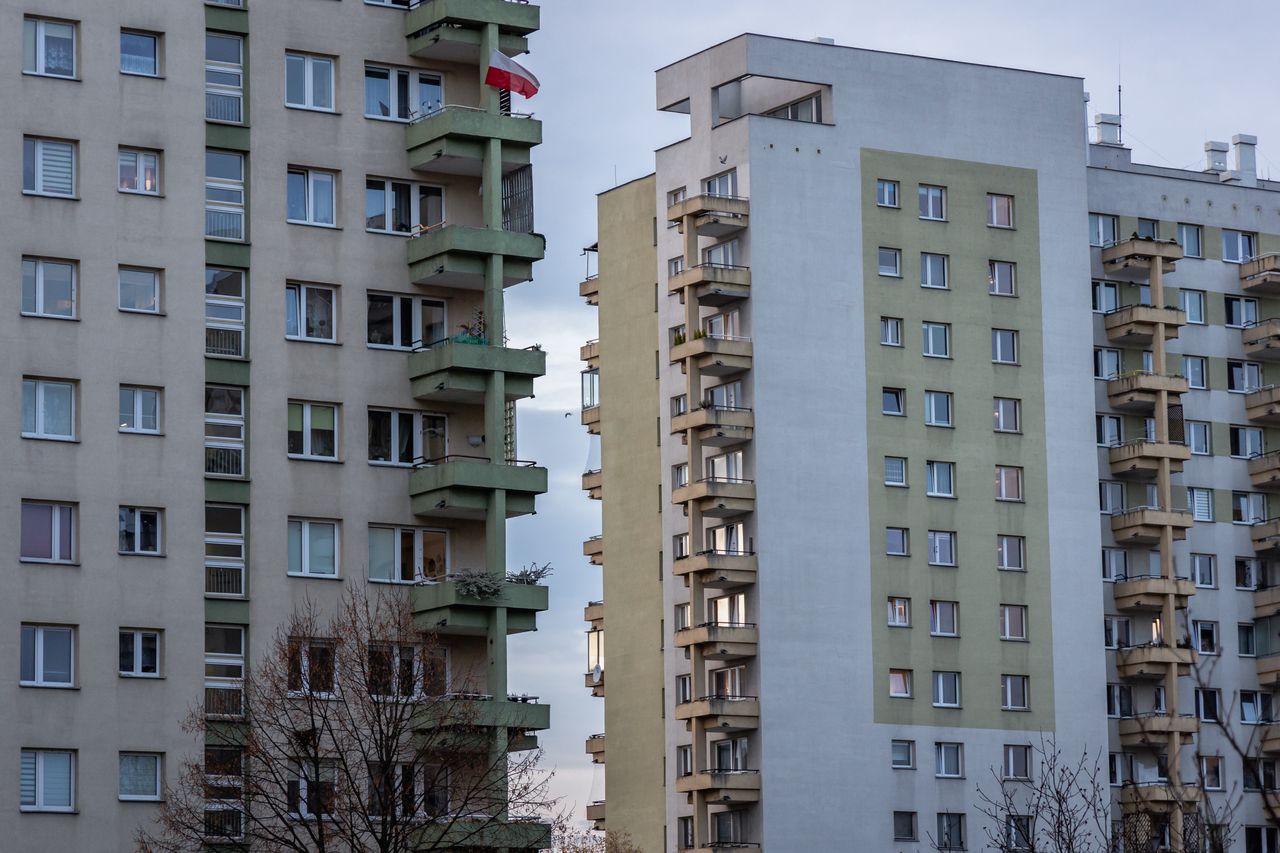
[[1223, 229, 1257, 263], [119, 753, 161, 801], [997, 535, 1024, 571], [1106, 684, 1133, 717], [119, 30, 158, 77], [205, 33, 243, 122], [918, 185, 946, 220], [926, 461, 955, 497], [1179, 289, 1205, 323], [287, 759, 336, 819], [882, 388, 904, 416], [879, 316, 902, 346], [1094, 348, 1121, 379], [928, 530, 957, 566], [20, 501, 74, 563], [1092, 280, 1119, 313], [1226, 296, 1259, 328], [675, 674, 692, 705], [937, 813, 966, 851], [886, 527, 909, 556], [989, 260, 1016, 296], [369, 525, 447, 583], [1187, 421, 1211, 455], [887, 597, 910, 627], [1196, 688, 1220, 722], [118, 148, 160, 194], [1000, 605, 1027, 640], [23, 18, 76, 78], [20, 750, 74, 812], [930, 601, 958, 637], [671, 463, 688, 489], [288, 519, 338, 577], [935, 743, 963, 777], [1233, 492, 1268, 525], [1088, 213, 1117, 246], [1096, 415, 1121, 446], [1229, 360, 1263, 393], [287, 168, 336, 226], [1099, 481, 1125, 514], [288, 401, 338, 460], [1240, 624, 1258, 658], [205, 386, 245, 477], [985, 193, 1015, 228], [1239, 558, 1260, 590], [1177, 223, 1202, 258], [878, 247, 901, 277], [23, 137, 74, 197], [205, 625, 245, 716], [365, 178, 444, 235], [20, 625, 73, 687], [1245, 761, 1278, 793], [1003, 744, 1031, 780], [1101, 548, 1127, 581], [1183, 355, 1207, 389], [884, 456, 907, 487], [286, 53, 334, 111], [285, 283, 336, 343], [22, 378, 74, 440], [890, 739, 915, 768], [703, 170, 737, 198], [1231, 426, 1264, 459], [1242, 690, 1272, 723], [1001, 675, 1029, 710], [369, 409, 446, 466], [1136, 218, 1159, 239], [119, 630, 160, 677], [995, 466, 1024, 502], [889, 669, 912, 697], [993, 397, 1020, 433], [206, 268, 245, 357], [21, 257, 75, 319], [1191, 554, 1216, 588], [924, 391, 953, 427], [364, 64, 442, 120], [920, 253, 948, 289], [894, 811, 917, 841], [1188, 487, 1213, 522], [876, 179, 898, 207], [206, 150, 245, 240], [1103, 616, 1131, 649], [367, 293, 446, 349], [922, 322, 951, 357], [1198, 756, 1223, 792], [933, 671, 961, 707], [992, 329, 1019, 364], [119, 507, 162, 555], [118, 267, 160, 314]]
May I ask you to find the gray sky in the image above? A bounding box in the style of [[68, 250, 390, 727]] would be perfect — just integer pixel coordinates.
[[502, 0, 1280, 819]]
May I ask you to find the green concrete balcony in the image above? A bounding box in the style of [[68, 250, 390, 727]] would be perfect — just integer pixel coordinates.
[[418, 694, 550, 732], [411, 578, 548, 635], [407, 106, 541, 177], [413, 816, 552, 850], [405, 0, 538, 63], [410, 455, 546, 520], [408, 338, 545, 404], [407, 225, 545, 289]]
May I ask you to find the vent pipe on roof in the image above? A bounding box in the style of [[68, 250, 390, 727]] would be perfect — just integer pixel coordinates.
[[1094, 114, 1122, 146], [1204, 140, 1229, 174], [1230, 134, 1258, 186]]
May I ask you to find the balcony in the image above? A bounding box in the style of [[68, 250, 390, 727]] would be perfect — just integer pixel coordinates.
[[666, 194, 750, 238], [1107, 439, 1190, 479], [414, 817, 552, 850], [673, 622, 758, 661], [1256, 586, 1280, 619], [579, 273, 599, 305], [1115, 643, 1196, 680], [583, 535, 603, 566], [672, 477, 756, 519], [408, 339, 545, 404], [585, 800, 606, 830], [1250, 451, 1280, 491], [407, 224, 544, 289], [1105, 371, 1188, 412], [406, 107, 540, 177], [682, 844, 761, 853], [1243, 319, 1280, 361], [416, 694, 550, 733], [1252, 518, 1280, 557], [671, 334, 753, 378], [1117, 713, 1198, 749], [668, 264, 751, 306], [584, 667, 604, 698], [675, 769, 761, 804], [1262, 725, 1280, 755], [1246, 386, 1280, 425], [1259, 653, 1280, 684], [405, 0, 539, 63], [410, 456, 546, 520], [581, 468, 602, 500], [674, 695, 759, 733], [1240, 254, 1280, 296], [1103, 305, 1185, 346], [581, 405, 601, 435], [1118, 782, 1202, 814], [1112, 575, 1195, 611], [1100, 236, 1182, 280], [580, 338, 599, 369], [671, 405, 754, 448], [1109, 508, 1194, 545], [585, 732, 606, 764], [410, 578, 548, 635], [673, 550, 758, 588]]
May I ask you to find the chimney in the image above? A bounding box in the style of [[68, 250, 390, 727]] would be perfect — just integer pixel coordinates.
[[1204, 140, 1229, 173], [1094, 113, 1122, 146], [1232, 134, 1258, 186]]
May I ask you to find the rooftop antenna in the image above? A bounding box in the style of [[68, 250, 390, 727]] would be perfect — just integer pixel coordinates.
[[1116, 50, 1123, 146]]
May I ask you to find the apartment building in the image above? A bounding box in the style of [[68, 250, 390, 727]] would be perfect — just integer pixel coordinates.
[[581, 33, 1280, 852], [5, 0, 548, 849]]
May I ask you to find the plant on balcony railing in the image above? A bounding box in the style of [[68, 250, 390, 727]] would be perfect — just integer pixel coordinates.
[[507, 561, 553, 585], [445, 568, 505, 600]]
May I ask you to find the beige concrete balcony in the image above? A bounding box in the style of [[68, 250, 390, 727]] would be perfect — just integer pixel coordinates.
[[674, 695, 759, 732], [1240, 254, 1280, 296], [671, 334, 753, 378], [1262, 724, 1280, 755], [672, 477, 756, 518], [585, 732, 606, 764], [1112, 575, 1195, 611], [675, 769, 761, 804], [408, 340, 545, 405], [1259, 653, 1280, 685], [1115, 643, 1196, 680], [1109, 508, 1194, 545], [584, 668, 605, 698], [1252, 518, 1280, 557], [673, 622, 758, 661], [407, 224, 544, 289], [1106, 371, 1189, 412], [405, 0, 538, 63], [1117, 713, 1199, 749], [1107, 439, 1190, 479], [581, 468, 602, 500], [1100, 236, 1182, 279], [579, 273, 599, 305], [1118, 782, 1202, 814], [410, 456, 546, 520], [667, 194, 750, 237], [1250, 452, 1280, 491], [581, 404, 601, 434], [673, 550, 758, 588], [585, 800, 606, 830], [405, 107, 540, 177], [1246, 386, 1280, 425], [582, 535, 603, 566], [583, 600, 604, 628], [671, 405, 754, 448], [580, 338, 599, 369], [668, 263, 752, 305], [1244, 319, 1280, 361], [1255, 585, 1280, 619], [1103, 305, 1185, 345]]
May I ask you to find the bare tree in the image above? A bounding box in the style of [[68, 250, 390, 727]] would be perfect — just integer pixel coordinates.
[[553, 826, 643, 853], [136, 587, 555, 852]]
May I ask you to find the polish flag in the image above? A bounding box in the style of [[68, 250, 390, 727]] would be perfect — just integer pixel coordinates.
[[484, 50, 540, 98]]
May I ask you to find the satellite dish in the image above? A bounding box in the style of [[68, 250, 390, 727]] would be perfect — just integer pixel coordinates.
[[590, 664, 603, 684]]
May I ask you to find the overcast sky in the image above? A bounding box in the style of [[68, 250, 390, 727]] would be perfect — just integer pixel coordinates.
[[501, 0, 1280, 820]]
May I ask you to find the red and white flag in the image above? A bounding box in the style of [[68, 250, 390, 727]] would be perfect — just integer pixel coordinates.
[[484, 50, 539, 98]]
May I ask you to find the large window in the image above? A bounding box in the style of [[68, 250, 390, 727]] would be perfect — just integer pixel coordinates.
[[118, 267, 160, 314], [22, 378, 74, 440], [369, 526, 447, 583], [364, 64, 443, 120], [118, 148, 160, 195], [205, 150, 245, 240], [206, 268, 246, 357], [119, 507, 162, 555], [285, 53, 334, 111], [23, 137, 74, 197], [205, 625, 245, 717], [20, 624, 74, 687], [119, 629, 160, 677], [285, 283, 336, 343], [365, 178, 444, 235], [1229, 361, 1263, 393], [120, 30, 158, 77], [367, 293, 446, 350], [205, 504, 246, 597], [20, 750, 75, 812], [205, 386, 245, 477], [21, 257, 75, 319], [288, 401, 338, 460], [288, 519, 338, 577], [20, 502, 74, 563], [205, 33, 244, 123], [369, 409, 446, 466], [287, 168, 336, 227], [23, 18, 76, 78]]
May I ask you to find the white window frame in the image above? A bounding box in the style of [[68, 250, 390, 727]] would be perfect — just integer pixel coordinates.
[[205, 150, 245, 241], [20, 624, 74, 688], [920, 253, 948, 289], [206, 268, 246, 358], [988, 194, 1014, 228], [22, 378, 75, 440], [997, 535, 1025, 571], [886, 527, 909, 556], [118, 752, 162, 802], [1180, 289, 1205, 324], [368, 408, 447, 467], [363, 62, 442, 121], [118, 148, 160, 195], [1092, 280, 1119, 313], [288, 519, 340, 578], [368, 525, 449, 584], [887, 597, 910, 627], [924, 391, 953, 427], [1000, 605, 1027, 640], [1194, 621, 1219, 656], [287, 759, 337, 819], [994, 397, 1020, 433], [205, 386, 245, 478], [1226, 296, 1259, 329], [882, 388, 905, 416], [120, 30, 159, 78], [992, 328, 1019, 364], [879, 317, 902, 347], [1233, 491, 1268, 525], [922, 322, 951, 358], [1231, 426, 1264, 459], [1183, 355, 1207, 389], [286, 168, 337, 227], [1089, 213, 1118, 247], [888, 669, 913, 698], [118, 266, 161, 314], [119, 629, 161, 678], [288, 401, 339, 460], [205, 33, 244, 124], [285, 52, 335, 112], [1101, 548, 1127, 581], [118, 506, 163, 556], [935, 743, 963, 778], [1223, 229, 1257, 264], [1177, 223, 1202, 258], [1003, 745, 1031, 780], [926, 461, 955, 498], [1239, 558, 1260, 591], [996, 466, 1024, 502], [1191, 554, 1216, 589], [21, 257, 76, 319], [1187, 421, 1211, 455], [884, 456, 907, 488], [918, 185, 946, 221], [1094, 348, 1121, 379], [364, 177, 445, 236], [876, 179, 899, 208], [1229, 360, 1264, 394], [20, 501, 75, 564], [989, 260, 1016, 296], [1188, 487, 1214, 522], [928, 530, 957, 567], [929, 600, 958, 637], [285, 282, 337, 343], [366, 292, 447, 351], [878, 247, 901, 277], [23, 18, 76, 79], [933, 672, 961, 708], [890, 739, 914, 768], [1001, 674, 1029, 710], [23, 137, 75, 198], [20, 750, 75, 813]]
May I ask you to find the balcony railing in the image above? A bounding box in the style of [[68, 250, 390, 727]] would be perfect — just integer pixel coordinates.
[[203, 806, 244, 841], [205, 208, 244, 241], [204, 683, 244, 718], [205, 446, 244, 478], [205, 326, 244, 358], [205, 564, 244, 597], [205, 92, 242, 124]]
